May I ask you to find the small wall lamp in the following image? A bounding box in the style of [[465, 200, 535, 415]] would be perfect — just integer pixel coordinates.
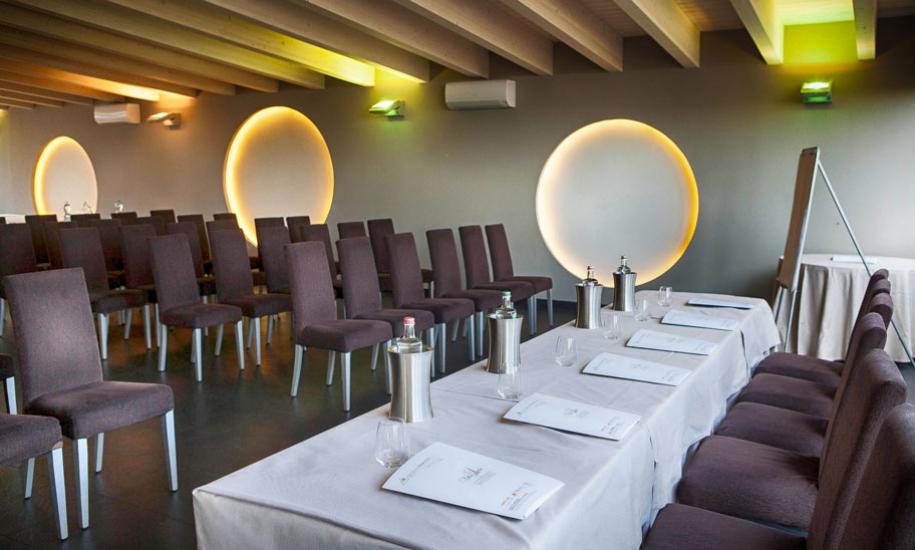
[[146, 111, 182, 129], [800, 80, 832, 104], [369, 99, 404, 117]]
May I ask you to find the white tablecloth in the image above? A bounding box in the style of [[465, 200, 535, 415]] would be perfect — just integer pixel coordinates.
[[787, 254, 914, 362], [193, 292, 780, 550]]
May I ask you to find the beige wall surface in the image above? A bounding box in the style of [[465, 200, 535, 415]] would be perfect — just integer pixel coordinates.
[[1, 23, 914, 301]]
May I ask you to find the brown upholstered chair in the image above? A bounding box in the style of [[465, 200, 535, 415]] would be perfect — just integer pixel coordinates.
[[70, 213, 101, 224], [286, 241, 392, 410], [213, 212, 237, 222], [367, 218, 434, 295], [427, 228, 504, 359], [459, 225, 536, 335], [43, 220, 75, 269], [485, 224, 554, 327], [1, 353, 16, 413], [111, 211, 138, 223], [0, 223, 39, 338], [387, 233, 475, 372], [167, 222, 216, 298], [337, 221, 367, 240], [120, 223, 161, 348], [299, 224, 344, 299], [3, 268, 177, 530], [1, 412, 68, 540], [150, 209, 177, 225], [337, 237, 435, 392], [150, 234, 244, 381], [136, 215, 167, 236], [177, 214, 211, 271], [211, 228, 291, 366], [645, 403, 915, 550], [84, 218, 125, 288], [25, 214, 57, 265], [255, 224, 291, 295], [676, 346, 906, 531], [60, 227, 150, 358], [286, 215, 311, 243]]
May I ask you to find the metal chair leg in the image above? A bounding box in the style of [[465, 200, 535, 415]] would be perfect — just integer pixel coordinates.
[[438, 323, 447, 373], [94, 433, 104, 473], [0, 297, 5, 337], [326, 351, 336, 386], [4, 376, 16, 414], [342, 352, 352, 412], [291, 344, 304, 397], [193, 328, 203, 382], [158, 323, 168, 372], [123, 308, 133, 340], [254, 317, 262, 366], [425, 329, 436, 377], [266, 315, 274, 346], [24, 457, 34, 499], [466, 315, 476, 361], [161, 410, 178, 492], [527, 297, 536, 335], [214, 324, 224, 356], [451, 320, 460, 342], [154, 304, 161, 347], [98, 313, 109, 360], [547, 289, 554, 326], [48, 447, 68, 540], [235, 321, 245, 371], [370, 343, 379, 372], [143, 304, 152, 350], [74, 438, 89, 529], [384, 340, 393, 395], [246, 318, 254, 349], [477, 311, 485, 357]]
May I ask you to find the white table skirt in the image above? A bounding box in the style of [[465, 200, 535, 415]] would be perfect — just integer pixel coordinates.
[[193, 292, 780, 550], [786, 254, 915, 362]]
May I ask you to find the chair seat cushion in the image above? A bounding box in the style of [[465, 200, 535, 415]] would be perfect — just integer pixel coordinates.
[[27, 381, 174, 439], [161, 303, 242, 329], [676, 435, 819, 530], [472, 280, 535, 300], [89, 289, 148, 314], [299, 320, 392, 352], [644, 504, 805, 550], [500, 275, 552, 293], [737, 373, 835, 419], [223, 293, 291, 318], [354, 309, 435, 335], [0, 353, 13, 379], [441, 289, 504, 311], [401, 298, 475, 324], [715, 402, 828, 458], [0, 413, 62, 465], [754, 352, 842, 388]]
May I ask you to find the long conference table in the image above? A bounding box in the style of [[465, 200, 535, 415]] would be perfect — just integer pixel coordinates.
[[193, 291, 781, 549]]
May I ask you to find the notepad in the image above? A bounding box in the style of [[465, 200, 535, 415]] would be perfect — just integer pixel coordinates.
[[686, 297, 755, 310], [662, 309, 739, 331], [382, 442, 563, 520], [582, 352, 691, 386], [504, 393, 640, 441], [626, 329, 716, 356]]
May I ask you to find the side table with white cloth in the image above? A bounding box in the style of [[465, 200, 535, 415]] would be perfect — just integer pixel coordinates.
[[193, 291, 780, 550], [780, 254, 914, 362]]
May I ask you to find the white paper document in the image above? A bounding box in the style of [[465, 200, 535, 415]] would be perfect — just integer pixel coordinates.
[[626, 329, 716, 356], [504, 393, 640, 441], [382, 442, 563, 520], [686, 297, 755, 310], [662, 309, 739, 331], [582, 352, 691, 386]]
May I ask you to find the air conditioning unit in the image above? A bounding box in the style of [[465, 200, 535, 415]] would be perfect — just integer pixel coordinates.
[[93, 103, 141, 125], [445, 80, 516, 110]]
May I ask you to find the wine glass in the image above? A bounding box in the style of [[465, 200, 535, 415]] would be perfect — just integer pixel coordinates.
[[658, 286, 673, 308], [634, 298, 650, 322], [554, 335, 577, 367], [603, 312, 622, 340], [497, 367, 523, 401], [374, 418, 410, 469]]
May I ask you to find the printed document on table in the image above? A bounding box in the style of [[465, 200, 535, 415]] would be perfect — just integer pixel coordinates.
[[662, 309, 739, 331], [504, 393, 640, 440], [686, 297, 754, 309], [582, 352, 690, 386], [626, 329, 716, 356], [382, 442, 563, 520]]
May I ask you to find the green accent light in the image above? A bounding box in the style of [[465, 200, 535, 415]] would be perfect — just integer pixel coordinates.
[[369, 99, 405, 117], [801, 80, 833, 104]]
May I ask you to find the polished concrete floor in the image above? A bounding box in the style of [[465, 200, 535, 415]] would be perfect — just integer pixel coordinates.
[[0, 299, 575, 549]]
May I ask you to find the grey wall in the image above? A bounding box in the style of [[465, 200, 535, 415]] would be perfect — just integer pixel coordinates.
[[2, 22, 914, 301]]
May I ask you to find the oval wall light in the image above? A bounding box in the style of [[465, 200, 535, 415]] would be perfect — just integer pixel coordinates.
[[224, 106, 334, 245], [33, 136, 98, 218], [535, 119, 698, 285]]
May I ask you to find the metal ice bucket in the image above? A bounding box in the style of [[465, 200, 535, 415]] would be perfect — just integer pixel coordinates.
[[388, 347, 434, 423], [574, 283, 603, 329], [612, 256, 637, 313], [485, 315, 523, 374]]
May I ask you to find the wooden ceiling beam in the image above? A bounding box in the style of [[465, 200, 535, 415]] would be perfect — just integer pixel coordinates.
[[0, 68, 123, 101], [730, 0, 783, 64], [0, 58, 160, 101], [0, 98, 36, 109], [852, 0, 876, 60], [614, 0, 701, 67], [0, 90, 62, 107], [0, 81, 92, 104]]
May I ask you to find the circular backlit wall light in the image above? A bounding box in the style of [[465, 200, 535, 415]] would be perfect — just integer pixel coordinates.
[[535, 119, 698, 285], [224, 106, 334, 245], [33, 136, 98, 217]]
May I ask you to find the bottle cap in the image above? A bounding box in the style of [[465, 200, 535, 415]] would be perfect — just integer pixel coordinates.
[[403, 316, 415, 326], [502, 291, 512, 298]]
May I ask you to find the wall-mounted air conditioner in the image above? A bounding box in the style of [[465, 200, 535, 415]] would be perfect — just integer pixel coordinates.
[[445, 80, 516, 110], [93, 103, 141, 125]]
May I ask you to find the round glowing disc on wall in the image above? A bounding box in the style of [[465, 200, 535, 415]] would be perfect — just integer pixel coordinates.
[[536, 119, 698, 285], [33, 136, 98, 218], [224, 106, 334, 245]]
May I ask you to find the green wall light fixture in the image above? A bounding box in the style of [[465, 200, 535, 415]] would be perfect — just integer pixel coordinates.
[[801, 80, 832, 104], [369, 99, 405, 117]]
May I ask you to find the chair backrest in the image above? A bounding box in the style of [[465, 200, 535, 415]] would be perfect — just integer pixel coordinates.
[[210, 228, 254, 302], [149, 234, 201, 313], [44, 221, 76, 269], [386, 233, 426, 307], [337, 237, 382, 316], [71, 213, 101, 224], [808, 346, 907, 550], [300, 224, 337, 278], [111, 211, 138, 223], [855, 269, 890, 321], [367, 218, 395, 273], [213, 212, 237, 222], [286, 215, 311, 243], [254, 217, 285, 230], [4, 268, 102, 406], [286, 241, 337, 336], [426, 228, 464, 295], [167, 222, 205, 277], [830, 293, 893, 415], [136, 216, 167, 236], [206, 219, 239, 248], [150, 209, 177, 224], [0, 224, 38, 279], [485, 224, 515, 280], [176, 214, 210, 261], [120, 224, 157, 288], [458, 225, 492, 288], [338, 221, 367, 240], [85, 218, 123, 271], [833, 404, 915, 550], [255, 224, 290, 293], [60, 227, 109, 293], [25, 214, 56, 264]]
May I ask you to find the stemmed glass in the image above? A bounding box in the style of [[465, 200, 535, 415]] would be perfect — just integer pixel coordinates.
[[374, 418, 410, 469], [554, 335, 577, 367]]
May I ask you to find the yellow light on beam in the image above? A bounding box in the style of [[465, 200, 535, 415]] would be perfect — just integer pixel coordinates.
[[54, 72, 162, 101], [783, 21, 858, 66], [33, 136, 98, 217]]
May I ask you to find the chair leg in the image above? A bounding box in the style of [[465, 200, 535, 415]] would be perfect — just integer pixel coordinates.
[[425, 329, 436, 377], [190, 331, 196, 364], [202, 295, 209, 336], [47, 447, 68, 540], [326, 351, 336, 386], [4, 376, 16, 414], [384, 340, 393, 395], [24, 457, 35, 499], [370, 343, 379, 372], [158, 323, 169, 372], [254, 317, 262, 366], [235, 320, 245, 371], [266, 315, 274, 346], [154, 304, 161, 347], [527, 297, 536, 335], [94, 433, 104, 473], [429, 281, 435, 298], [291, 344, 304, 397], [143, 304, 152, 350], [437, 323, 447, 373], [477, 311, 485, 357], [123, 308, 133, 340], [246, 318, 254, 349], [466, 315, 476, 361], [161, 410, 178, 492], [547, 289, 554, 326], [98, 313, 109, 360], [193, 328, 204, 382], [0, 297, 5, 337], [451, 320, 460, 342], [214, 324, 224, 356], [342, 351, 352, 412], [74, 438, 89, 529]]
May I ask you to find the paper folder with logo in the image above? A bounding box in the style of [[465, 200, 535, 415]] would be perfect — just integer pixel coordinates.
[[504, 393, 640, 441], [626, 329, 716, 356], [582, 352, 691, 386], [661, 309, 739, 331], [686, 296, 755, 309]]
